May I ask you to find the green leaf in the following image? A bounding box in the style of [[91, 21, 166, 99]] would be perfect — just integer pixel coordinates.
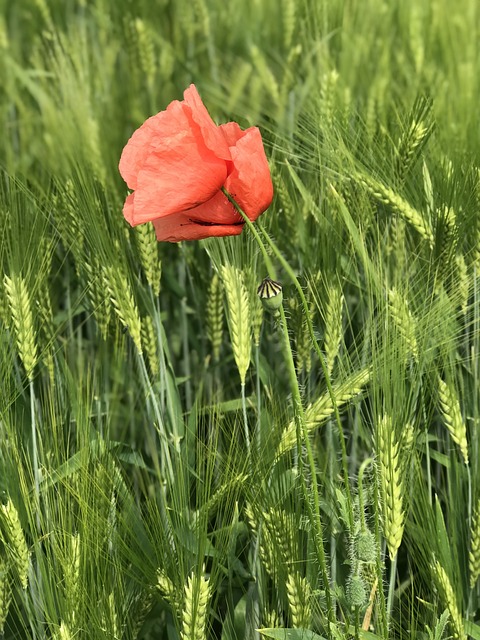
[[358, 630, 385, 640], [434, 496, 454, 576], [465, 621, 480, 640], [221, 594, 247, 640]]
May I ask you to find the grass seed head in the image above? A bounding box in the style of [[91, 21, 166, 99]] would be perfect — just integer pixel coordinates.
[[221, 265, 252, 385], [0, 500, 29, 590], [377, 414, 405, 560], [0, 553, 12, 635], [437, 377, 469, 465], [432, 560, 466, 640], [469, 498, 480, 588], [4, 274, 38, 379], [181, 572, 211, 640]]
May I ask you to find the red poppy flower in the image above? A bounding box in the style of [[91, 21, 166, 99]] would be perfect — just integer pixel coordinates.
[[119, 85, 273, 242]]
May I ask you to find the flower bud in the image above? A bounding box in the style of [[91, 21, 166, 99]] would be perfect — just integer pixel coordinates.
[[257, 277, 283, 313], [346, 573, 367, 608], [355, 529, 376, 564]]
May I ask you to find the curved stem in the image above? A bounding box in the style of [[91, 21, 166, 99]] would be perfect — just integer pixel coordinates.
[[222, 190, 333, 621], [258, 222, 355, 530], [221, 188, 277, 280], [223, 190, 354, 530]]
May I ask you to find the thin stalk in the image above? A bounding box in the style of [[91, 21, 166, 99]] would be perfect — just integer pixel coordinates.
[[278, 301, 332, 617], [30, 379, 40, 519], [255, 344, 261, 450], [373, 474, 388, 636], [149, 287, 167, 414], [327, 419, 336, 606], [221, 190, 276, 280], [386, 551, 398, 620], [179, 260, 192, 409], [258, 221, 355, 530], [222, 190, 333, 621], [241, 382, 251, 452], [29, 378, 44, 638], [354, 606, 361, 640], [473, 266, 479, 479], [136, 350, 175, 483]]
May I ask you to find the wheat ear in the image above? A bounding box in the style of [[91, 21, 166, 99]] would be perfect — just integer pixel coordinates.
[[437, 377, 469, 465], [377, 414, 405, 560], [135, 222, 161, 296], [286, 572, 312, 628], [277, 367, 371, 456], [206, 273, 224, 361], [4, 274, 38, 379], [181, 572, 211, 640], [324, 284, 344, 376], [469, 498, 480, 587], [0, 500, 29, 590], [432, 560, 466, 640], [388, 287, 418, 361], [0, 552, 12, 635], [221, 265, 252, 385], [103, 264, 142, 354], [357, 173, 434, 246]]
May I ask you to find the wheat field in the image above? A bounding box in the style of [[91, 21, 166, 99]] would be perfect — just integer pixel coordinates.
[[1, 1, 480, 638]]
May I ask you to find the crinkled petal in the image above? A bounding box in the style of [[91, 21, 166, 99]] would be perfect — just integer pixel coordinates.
[[120, 102, 228, 225], [152, 211, 244, 242], [183, 85, 231, 160], [118, 85, 273, 240], [220, 124, 273, 220], [181, 190, 242, 225], [219, 121, 245, 147]]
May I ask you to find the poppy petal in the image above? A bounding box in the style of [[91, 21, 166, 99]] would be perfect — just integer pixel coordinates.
[[181, 190, 242, 225], [120, 102, 228, 225], [183, 85, 231, 161], [118, 84, 273, 241], [220, 124, 274, 220], [123, 192, 135, 225], [152, 212, 244, 242]]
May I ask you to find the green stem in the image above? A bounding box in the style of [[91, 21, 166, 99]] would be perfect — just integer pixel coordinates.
[[221, 189, 276, 280], [255, 344, 262, 450], [137, 350, 175, 483], [30, 378, 40, 516], [241, 382, 251, 452], [29, 378, 45, 638], [258, 222, 355, 531], [358, 457, 374, 531], [279, 297, 333, 620], [387, 551, 397, 620], [223, 190, 333, 621]]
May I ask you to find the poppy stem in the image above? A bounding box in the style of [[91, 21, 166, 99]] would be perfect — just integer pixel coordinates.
[[221, 188, 334, 622], [258, 219, 355, 531], [220, 188, 277, 280]]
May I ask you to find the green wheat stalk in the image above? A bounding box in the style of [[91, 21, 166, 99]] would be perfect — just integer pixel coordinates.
[[469, 497, 480, 587], [0, 500, 30, 590], [432, 560, 466, 640], [221, 265, 252, 386], [437, 377, 469, 465], [377, 414, 405, 560], [180, 572, 211, 640], [277, 367, 371, 456]]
